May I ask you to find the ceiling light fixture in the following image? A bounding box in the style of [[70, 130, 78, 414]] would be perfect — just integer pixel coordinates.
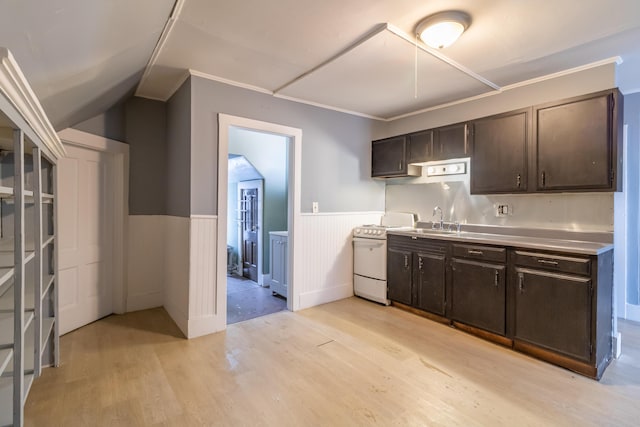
[[416, 10, 471, 49]]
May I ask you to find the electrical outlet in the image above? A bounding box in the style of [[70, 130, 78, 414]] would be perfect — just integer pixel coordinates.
[[495, 203, 510, 217], [312, 202, 319, 213]]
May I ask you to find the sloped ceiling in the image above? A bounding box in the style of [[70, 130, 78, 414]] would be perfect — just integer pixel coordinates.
[[136, 0, 640, 119], [0, 0, 175, 130], [2, 0, 640, 128]]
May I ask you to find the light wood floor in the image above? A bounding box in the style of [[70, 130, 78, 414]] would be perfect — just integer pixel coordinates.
[[25, 297, 640, 426]]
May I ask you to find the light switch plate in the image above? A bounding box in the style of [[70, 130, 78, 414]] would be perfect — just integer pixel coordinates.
[[312, 202, 319, 213]]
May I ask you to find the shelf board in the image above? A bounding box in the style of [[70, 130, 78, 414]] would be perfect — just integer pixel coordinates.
[[42, 235, 54, 248], [0, 348, 11, 377], [0, 281, 36, 313], [40, 317, 55, 357], [42, 193, 54, 200], [0, 185, 13, 197], [42, 275, 54, 299], [0, 267, 13, 290]]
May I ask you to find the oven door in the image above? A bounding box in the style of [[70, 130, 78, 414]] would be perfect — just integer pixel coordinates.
[[353, 237, 387, 280]]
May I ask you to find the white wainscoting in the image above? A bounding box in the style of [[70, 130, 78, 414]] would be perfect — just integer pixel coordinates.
[[188, 216, 219, 338], [127, 215, 165, 312], [298, 212, 383, 310], [163, 215, 191, 337]]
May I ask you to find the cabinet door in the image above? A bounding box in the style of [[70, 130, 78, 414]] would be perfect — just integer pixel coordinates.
[[435, 123, 468, 160], [407, 130, 434, 163], [514, 268, 591, 361], [415, 252, 446, 316], [371, 136, 407, 177], [387, 248, 412, 305], [470, 109, 529, 194], [270, 236, 283, 285], [451, 258, 506, 335], [535, 92, 614, 191]]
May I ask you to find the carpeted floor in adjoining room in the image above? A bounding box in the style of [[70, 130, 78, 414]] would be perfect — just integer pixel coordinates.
[[226, 274, 287, 324]]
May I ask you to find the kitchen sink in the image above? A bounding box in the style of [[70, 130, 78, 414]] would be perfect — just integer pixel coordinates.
[[413, 227, 463, 235]]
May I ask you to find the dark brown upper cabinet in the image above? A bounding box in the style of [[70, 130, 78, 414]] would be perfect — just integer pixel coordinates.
[[470, 108, 530, 194], [371, 136, 419, 178], [434, 122, 468, 161], [406, 129, 434, 164], [533, 89, 623, 192]]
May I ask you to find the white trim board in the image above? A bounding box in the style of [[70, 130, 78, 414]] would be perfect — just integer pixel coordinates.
[[218, 114, 303, 334], [0, 48, 65, 159], [57, 127, 130, 315]]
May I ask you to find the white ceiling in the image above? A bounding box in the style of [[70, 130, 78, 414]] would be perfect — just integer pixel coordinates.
[[2, 0, 640, 127]]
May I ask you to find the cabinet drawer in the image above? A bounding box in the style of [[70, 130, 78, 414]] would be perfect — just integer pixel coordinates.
[[452, 244, 506, 263], [513, 251, 590, 276]]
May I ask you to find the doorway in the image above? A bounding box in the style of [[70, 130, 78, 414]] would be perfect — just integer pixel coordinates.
[[56, 129, 128, 335], [217, 114, 302, 331], [226, 129, 288, 324]]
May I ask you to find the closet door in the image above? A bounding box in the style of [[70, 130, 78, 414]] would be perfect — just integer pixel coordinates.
[[57, 145, 113, 334]]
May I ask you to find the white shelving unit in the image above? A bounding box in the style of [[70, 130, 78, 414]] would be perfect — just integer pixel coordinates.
[[0, 47, 65, 426]]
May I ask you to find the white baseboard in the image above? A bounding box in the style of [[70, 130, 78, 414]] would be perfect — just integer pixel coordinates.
[[127, 291, 163, 312], [613, 332, 622, 359], [299, 283, 354, 310], [188, 315, 223, 339], [626, 303, 640, 322]]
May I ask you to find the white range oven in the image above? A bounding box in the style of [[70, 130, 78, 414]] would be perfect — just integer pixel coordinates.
[[352, 213, 415, 305]]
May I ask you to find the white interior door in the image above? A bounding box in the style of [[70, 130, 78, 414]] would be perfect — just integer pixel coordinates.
[[58, 144, 113, 335]]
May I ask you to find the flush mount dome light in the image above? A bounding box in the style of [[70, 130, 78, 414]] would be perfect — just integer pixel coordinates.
[[416, 10, 471, 49]]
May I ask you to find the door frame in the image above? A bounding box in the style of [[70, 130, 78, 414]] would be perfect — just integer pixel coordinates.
[[218, 114, 301, 320], [236, 179, 264, 283], [57, 128, 129, 314]]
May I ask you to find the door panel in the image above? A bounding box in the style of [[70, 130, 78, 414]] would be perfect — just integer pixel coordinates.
[[387, 248, 412, 305], [415, 253, 446, 316], [514, 268, 592, 361], [240, 187, 258, 281], [451, 258, 506, 335], [58, 145, 113, 335]]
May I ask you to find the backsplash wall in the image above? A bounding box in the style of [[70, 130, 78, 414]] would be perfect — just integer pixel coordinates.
[[385, 159, 614, 232]]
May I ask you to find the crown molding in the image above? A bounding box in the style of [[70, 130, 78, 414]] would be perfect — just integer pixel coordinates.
[[0, 47, 65, 159]]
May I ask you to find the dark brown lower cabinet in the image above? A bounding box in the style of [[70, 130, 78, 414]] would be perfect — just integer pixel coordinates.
[[513, 268, 591, 361], [451, 258, 506, 335], [415, 253, 446, 316], [386, 232, 614, 380], [387, 247, 412, 305], [509, 249, 613, 379], [387, 235, 447, 316]]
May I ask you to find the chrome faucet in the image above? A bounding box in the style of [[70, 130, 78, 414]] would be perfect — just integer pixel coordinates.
[[432, 206, 443, 229]]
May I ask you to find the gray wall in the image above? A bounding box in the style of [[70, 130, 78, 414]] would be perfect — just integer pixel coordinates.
[[73, 101, 126, 142], [166, 78, 191, 218], [622, 92, 640, 304], [125, 97, 168, 215], [190, 75, 385, 215], [228, 128, 288, 274]]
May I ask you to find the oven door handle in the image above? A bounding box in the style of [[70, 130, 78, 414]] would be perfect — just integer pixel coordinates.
[[353, 238, 385, 249]]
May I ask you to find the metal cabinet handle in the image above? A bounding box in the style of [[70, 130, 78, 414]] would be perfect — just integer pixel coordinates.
[[418, 257, 424, 270], [518, 273, 524, 293], [537, 259, 559, 266], [404, 255, 409, 268], [398, 161, 402, 171], [494, 270, 499, 287], [468, 249, 483, 255], [541, 171, 546, 187], [517, 173, 521, 188]]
